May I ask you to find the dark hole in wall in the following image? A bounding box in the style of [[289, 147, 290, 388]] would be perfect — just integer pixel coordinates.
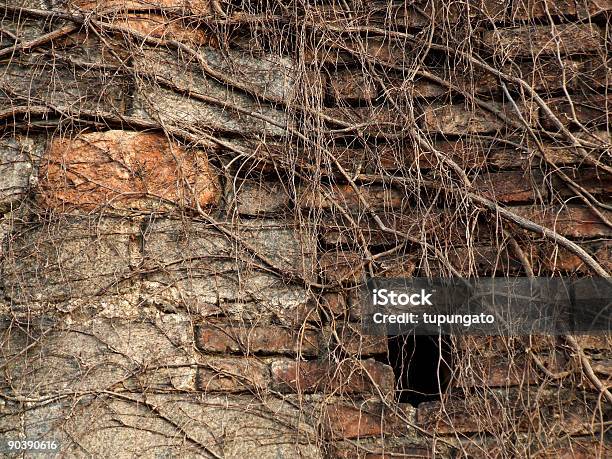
[[388, 334, 452, 406]]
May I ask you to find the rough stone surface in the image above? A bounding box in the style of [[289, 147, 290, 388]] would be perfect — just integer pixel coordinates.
[[70, 0, 211, 14], [39, 131, 220, 212], [230, 180, 291, 216], [197, 357, 270, 392], [131, 47, 292, 135], [1, 316, 196, 395], [2, 217, 140, 303], [0, 394, 321, 458], [0, 56, 128, 113], [0, 136, 39, 212], [140, 218, 317, 324]]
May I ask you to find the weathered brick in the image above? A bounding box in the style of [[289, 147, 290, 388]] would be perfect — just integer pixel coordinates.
[[323, 402, 413, 439], [472, 170, 543, 203], [324, 106, 403, 136], [319, 251, 365, 284], [195, 323, 386, 358], [110, 14, 210, 44], [298, 184, 404, 212], [542, 94, 612, 130], [483, 24, 604, 57], [418, 389, 606, 434], [195, 324, 320, 356], [197, 358, 269, 392], [321, 325, 388, 357], [554, 168, 612, 197], [511, 0, 612, 19], [330, 70, 378, 103], [303, 37, 406, 65], [513, 205, 612, 238], [70, 0, 211, 13], [319, 292, 348, 318], [39, 130, 220, 212], [332, 441, 432, 459], [270, 358, 394, 396], [541, 241, 609, 273], [453, 352, 567, 388], [446, 244, 528, 276], [421, 101, 538, 134]]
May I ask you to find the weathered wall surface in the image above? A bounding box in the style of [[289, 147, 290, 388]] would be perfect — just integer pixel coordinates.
[[1, 1, 611, 457]]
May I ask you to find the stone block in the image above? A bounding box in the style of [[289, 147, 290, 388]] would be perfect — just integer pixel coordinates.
[[39, 130, 220, 212], [131, 47, 293, 135], [68, 0, 211, 13], [0, 135, 41, 213], [0, 316, 196, 394], [140, 218, 317, 324], [511, 0, 612, 19], [0, 55, 129, 113], [2, 217, 140, 303], [229, 180, 291, 216]]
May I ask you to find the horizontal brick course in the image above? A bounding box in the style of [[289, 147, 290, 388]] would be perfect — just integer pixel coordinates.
[[270, 358, 394, 396]]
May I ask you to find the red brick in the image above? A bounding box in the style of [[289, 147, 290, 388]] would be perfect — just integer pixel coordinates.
[[472, 170, 543, 203], [304, 37, 406, 65], [542, 94, 612, 130], [332, 442, 431, 459], [321, 325, 388, 357], [319, 292, 348, 318], [323, 402, 412, 439], [319, 251, 365, 284], [483, 24, 603, 57], [39, 131, 220, 212], [541, 241, 609, 273], [421, 101, 537, 134], [330, 71, 378, 103], [298, 184, 404, 212], [270, 358, 394, 396], [554, 168, 612, 198], [512, 205, 612, 238], [195, 325, 319, 356], [453, 352, 567, 388], [417, 389, 603, 434], [196, 358, 269, 392], [512, 0, 612, 19]]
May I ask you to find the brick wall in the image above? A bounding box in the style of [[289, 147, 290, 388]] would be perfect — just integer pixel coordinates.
[[1, 1, 611, 457]]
